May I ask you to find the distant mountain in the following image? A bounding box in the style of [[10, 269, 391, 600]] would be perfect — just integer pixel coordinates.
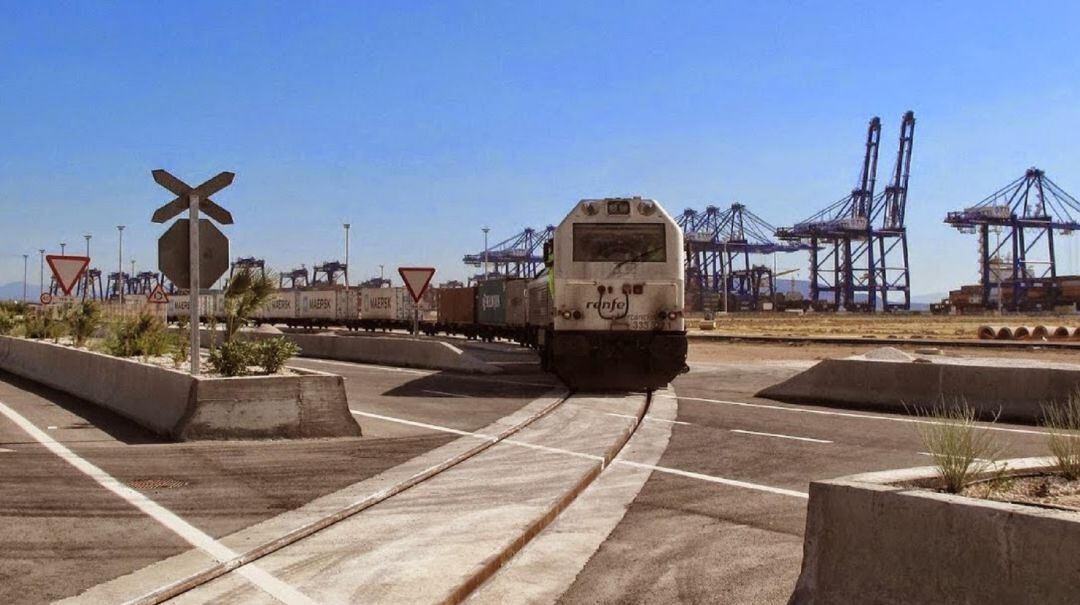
[[0, 281, 40, 302]]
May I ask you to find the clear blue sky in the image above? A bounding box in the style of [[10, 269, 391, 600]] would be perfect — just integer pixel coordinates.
[[3, 1, 1080, 295]]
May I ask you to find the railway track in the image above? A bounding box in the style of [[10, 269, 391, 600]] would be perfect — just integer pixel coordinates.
[[119, 388, 650, 605]]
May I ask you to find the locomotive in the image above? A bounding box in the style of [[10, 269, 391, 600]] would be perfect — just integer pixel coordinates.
[[530, 196, 688, 390], [167, 197, 688, 391]]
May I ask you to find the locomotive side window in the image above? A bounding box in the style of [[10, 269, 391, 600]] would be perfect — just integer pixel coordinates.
[[572, 223, 667, 262]]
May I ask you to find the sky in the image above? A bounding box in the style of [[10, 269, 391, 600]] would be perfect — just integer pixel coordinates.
[[3, 1, 1080, 296]]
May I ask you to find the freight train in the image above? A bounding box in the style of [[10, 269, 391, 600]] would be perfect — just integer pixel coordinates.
[[167, 197, 688, 391]]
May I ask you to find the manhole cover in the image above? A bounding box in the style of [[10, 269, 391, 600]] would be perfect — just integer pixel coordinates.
[[129, 478, 189, 489]]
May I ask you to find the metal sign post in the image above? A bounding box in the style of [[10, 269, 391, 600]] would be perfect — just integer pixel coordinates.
[[398, 267, 437, 337], [152, 170, 235, 376], [189, 193, 201, 375]]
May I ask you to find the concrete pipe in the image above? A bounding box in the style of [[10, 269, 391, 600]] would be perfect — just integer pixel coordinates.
[[995, 326, 1016, 340], [1013, 326, 1037, 339], [1032, 325, 1051, 339], [977, 325, 1001, 340], [1052, 326, 1073, 339]]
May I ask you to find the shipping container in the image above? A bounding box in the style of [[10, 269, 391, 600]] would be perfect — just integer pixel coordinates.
[[360, 287, 410, 321], [476, 280, 507, 325], [437, 287, 476, 324], [168, 292, 222, 318], [254, 291, 298, 322], [299, 289, 339, 319], [505, 279, 528, 327]]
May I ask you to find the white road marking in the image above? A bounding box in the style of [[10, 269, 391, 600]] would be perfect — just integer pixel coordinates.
[[729, 429, 833, 444], [352, 409, 802, 497], [615, 460, 809, 499], [351, 410, 490, 439], [47, 425, 57, 430], [0, 447, 13, 453], [293, 358, 556, 388], [421, 389, 468, 398], [680, 396, 1050, 436], [0, 400, 315, 605], [606, 412, 691, 426]]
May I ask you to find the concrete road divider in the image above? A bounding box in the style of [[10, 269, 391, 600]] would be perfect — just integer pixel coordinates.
[[201, 329, 501, 374], [790, 458, 1079, 605], [757, 354, 1080, 423], [0, 336, 360, 441]]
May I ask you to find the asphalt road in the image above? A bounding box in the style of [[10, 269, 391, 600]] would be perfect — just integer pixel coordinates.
[[558, 360, 1053, 604], [0, 340, 555, 604], [0, 340, 1061, 604]]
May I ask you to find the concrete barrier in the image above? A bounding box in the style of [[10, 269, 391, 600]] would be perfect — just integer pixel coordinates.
[[200, 329, 500, 374], [0, 336, 360, 440], [790, 458, 1080, 605], [757, 357, 1080, 424]]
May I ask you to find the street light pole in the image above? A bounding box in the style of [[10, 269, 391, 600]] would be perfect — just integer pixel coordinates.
[[379, 264, 384, 282], [82, 235, 93, 301], [343, 223, 351, 288], [117, 226, 125, 304], [38, 249, 45, 296], [60, 242, 66, 255], [482, 226, 490, 279], [22, 254, 28, 303]]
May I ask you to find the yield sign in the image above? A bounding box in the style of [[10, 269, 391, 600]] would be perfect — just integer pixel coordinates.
[[147, 283, 169, 304], [46, 255, 90, 296], [398, 267, 436, 303]]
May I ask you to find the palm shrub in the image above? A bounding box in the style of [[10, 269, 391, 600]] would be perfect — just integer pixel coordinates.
[[1043, 391, 1080, 480], [254, 337, 300, 374], [207, 339, 257, 376], [65, 301, 102, 347], [104, 313, 169, 358], [222, 268, 276, 343], [914, 398, 1008, 494]]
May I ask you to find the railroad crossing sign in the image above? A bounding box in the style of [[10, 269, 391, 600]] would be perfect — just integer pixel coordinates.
[[399, 267, 436, 303], [151, 170, 235, 225], [152, 168, 235, 376], [158, 219, 229, 289], [46, 255, 90, 296], [147, 283, 169, 304]]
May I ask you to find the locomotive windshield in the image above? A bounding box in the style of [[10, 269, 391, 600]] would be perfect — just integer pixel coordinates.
[[572, 223, 667, 263]]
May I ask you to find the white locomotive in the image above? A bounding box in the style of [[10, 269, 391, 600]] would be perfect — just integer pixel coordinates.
[[529, 196, 688, 390]]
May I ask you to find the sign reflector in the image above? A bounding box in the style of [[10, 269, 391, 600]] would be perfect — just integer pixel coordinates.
[[398, 267, 436, 303], [147, 283, 169, 304], [46, 255, 90, 296]]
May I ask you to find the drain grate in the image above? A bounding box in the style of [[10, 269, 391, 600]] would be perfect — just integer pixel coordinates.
[[129, 478, 189, 489]]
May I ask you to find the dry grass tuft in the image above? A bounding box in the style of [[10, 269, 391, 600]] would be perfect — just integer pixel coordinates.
[[914, 399, 1008, 494]]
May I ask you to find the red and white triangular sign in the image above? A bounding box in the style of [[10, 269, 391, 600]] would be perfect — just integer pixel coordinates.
[[46, 255, 90, 296], [147, 283, 169, 304], [398, 267, 436, 303]]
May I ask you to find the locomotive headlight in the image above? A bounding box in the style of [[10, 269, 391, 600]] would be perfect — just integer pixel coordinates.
[[562, 310, 573, 320], [637, 200, 657, 216], [582, 202, 599, 216], [572, 310, 582, 320], [667, 311, 679, 321]]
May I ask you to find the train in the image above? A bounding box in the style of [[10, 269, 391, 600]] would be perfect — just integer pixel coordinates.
[[167, 196, 688, 391]]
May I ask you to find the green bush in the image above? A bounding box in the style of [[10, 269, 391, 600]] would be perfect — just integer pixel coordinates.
[[914, 399, 1007, 494], [104, 313, 169, 358], [1044, 392, 1080, 480], [23, 312, 49, 339], [65, 301, 102, 347], [170, 326, 191, 369], [0, 309, 15, 336], [254, 337, 300, 374], [207, 339, 257, 377]]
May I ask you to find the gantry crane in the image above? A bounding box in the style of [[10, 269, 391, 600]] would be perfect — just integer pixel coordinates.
[[462, 226, 555, 280], [679, 203, 808, 311], [777, 112, 915, 311], [945, 167, 1080, 310]]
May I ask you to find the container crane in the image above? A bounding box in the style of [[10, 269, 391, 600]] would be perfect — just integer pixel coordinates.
[[945, 167, 1080, 310], [462, 225, 554, 280]]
